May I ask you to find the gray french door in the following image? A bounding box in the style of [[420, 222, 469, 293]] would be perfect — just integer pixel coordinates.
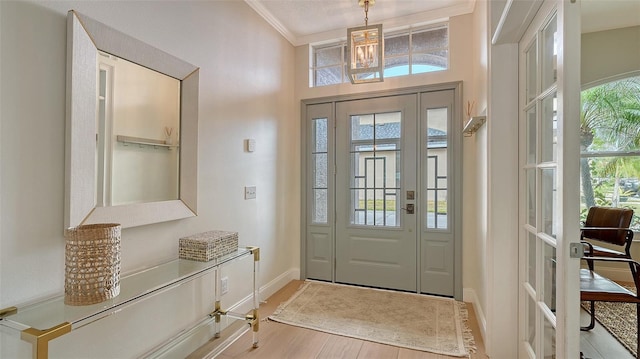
[[304, 87, 461, 297]]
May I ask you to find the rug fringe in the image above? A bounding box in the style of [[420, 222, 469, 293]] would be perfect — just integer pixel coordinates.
[[457, 302, 478, 355]]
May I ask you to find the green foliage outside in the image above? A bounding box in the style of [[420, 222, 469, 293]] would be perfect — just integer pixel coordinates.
[[357, 199, 447, 213], [580, 76, 640, 229]]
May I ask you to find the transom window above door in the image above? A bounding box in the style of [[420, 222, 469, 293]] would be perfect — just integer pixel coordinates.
[[311, 24, 449, 87]]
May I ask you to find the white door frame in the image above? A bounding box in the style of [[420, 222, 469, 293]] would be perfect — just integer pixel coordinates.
[[489, 0, 581, 358]]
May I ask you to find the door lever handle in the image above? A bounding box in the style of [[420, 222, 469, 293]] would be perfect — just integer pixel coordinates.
[[401, 204, 415, 214]]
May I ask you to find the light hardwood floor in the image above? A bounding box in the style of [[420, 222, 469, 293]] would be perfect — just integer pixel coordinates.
[[580, 309, 635, 359], [218, 280, 489, 359]]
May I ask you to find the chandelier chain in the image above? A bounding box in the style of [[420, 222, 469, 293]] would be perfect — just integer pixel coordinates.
[[363, 0, 369, 27]]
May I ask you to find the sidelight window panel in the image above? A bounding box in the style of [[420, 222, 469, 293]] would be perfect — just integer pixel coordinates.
[[311, 118, 328, 224], [425, 108, 449, 230]]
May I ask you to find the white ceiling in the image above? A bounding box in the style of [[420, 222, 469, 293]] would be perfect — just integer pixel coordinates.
[[245, 0, 475, 46], [581, 0, 640, 34], [246, 0, 640, 46]]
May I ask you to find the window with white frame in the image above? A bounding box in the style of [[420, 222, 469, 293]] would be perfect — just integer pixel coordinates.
[[580, 76, 640, 229], [311, 23, 449, 87]]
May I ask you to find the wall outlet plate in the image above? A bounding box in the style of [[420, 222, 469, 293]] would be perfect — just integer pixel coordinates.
[[221, 276, 229, 295], [245, 186, 256, 199]]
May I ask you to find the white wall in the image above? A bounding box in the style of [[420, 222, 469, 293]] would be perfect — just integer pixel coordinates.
[[0, 1, 297, 357], [464, 0, 489, 343], [582, 25, 640, 88]]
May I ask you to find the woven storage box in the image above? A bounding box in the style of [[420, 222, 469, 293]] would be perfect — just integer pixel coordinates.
[[64, 223, 121, 306], [179, 230, 239, 262]]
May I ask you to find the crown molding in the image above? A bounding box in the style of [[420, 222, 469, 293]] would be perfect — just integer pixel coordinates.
[[246, 0, 476, 47], [244, 0, 297, 45]]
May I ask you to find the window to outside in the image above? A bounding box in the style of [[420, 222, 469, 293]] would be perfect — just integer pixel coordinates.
[[580, 76, 640, 229], [311, 118, 328, 223], [312, 24, 449, 87], [350, 112, 402, 226]]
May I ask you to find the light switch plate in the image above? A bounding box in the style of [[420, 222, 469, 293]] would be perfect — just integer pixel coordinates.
[[245, 186, 256, 199], [246, 139, 256, 152]]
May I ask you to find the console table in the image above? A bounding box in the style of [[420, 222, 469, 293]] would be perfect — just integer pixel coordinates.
[[0, 246, 260, 359]]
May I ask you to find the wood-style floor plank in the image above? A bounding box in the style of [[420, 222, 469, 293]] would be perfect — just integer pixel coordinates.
[[356, 341, 400, 359], [316, 335, 364, 358], [579, 309, 634, 359]]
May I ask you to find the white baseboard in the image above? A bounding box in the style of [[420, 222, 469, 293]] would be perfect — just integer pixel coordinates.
[[463, 287, 487, 345], [229, 267, 300, 314]]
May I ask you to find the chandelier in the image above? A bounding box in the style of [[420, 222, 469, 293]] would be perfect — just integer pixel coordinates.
[[347, 0, 383, 84]]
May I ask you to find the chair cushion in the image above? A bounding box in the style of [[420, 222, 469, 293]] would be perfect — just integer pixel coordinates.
[[580, 268, 639, 303]]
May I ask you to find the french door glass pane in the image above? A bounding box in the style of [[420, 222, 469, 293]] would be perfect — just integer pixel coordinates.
[[541, 93, 557, 163], [526, 39, 538, 103], [544, 314, 557, 359], [312, 118, 328, 224], [527, 294, 537, 351], [426, 107, 449, 230], [542, 168, 557, 237], [542, 16, 557, 92], [527, 169, 536, 226], [350, 113, 401, 227], [543, 241, 557, 311], [528, 232, 537, 286], [527, 107, 537, 164]]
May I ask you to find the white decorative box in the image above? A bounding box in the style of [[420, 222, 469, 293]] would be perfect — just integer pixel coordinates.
[[179, 230, 239, 262]]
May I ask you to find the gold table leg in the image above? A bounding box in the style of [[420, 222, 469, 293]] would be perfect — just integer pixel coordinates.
[[21, 322, 72, 359]]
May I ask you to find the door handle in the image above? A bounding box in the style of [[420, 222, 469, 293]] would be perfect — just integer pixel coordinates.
[[401, 204, 415, 214]]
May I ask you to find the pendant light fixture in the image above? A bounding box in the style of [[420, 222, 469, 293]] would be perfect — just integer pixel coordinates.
[[347, 0, 384, 84]]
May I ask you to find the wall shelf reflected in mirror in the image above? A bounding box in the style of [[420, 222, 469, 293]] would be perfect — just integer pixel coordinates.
[[116, 135, 179, 150]]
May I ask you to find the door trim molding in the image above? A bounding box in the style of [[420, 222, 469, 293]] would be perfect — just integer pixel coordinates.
[[300, 82, 463, 300]]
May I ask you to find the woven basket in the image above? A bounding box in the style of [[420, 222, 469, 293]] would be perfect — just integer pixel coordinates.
[[64, 223, 121, 306]]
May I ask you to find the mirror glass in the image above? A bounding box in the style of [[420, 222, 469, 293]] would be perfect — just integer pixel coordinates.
[[66, 10, 199, 228], [97, 52, 180, 206]]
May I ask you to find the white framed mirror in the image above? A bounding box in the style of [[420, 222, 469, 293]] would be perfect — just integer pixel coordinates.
[[65, 10, 198, 228]]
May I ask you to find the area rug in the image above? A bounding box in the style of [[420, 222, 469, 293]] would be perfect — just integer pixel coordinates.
[[582, 287, 637, 357], [268, 281, 476, 357]]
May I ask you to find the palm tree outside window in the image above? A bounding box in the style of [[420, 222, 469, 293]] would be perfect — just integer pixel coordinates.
[[580, 76, 640, 229]]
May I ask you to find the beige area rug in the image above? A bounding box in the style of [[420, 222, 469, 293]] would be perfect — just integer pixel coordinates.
[[582, 289, 637, 357], [269, 281, 476, 357]]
